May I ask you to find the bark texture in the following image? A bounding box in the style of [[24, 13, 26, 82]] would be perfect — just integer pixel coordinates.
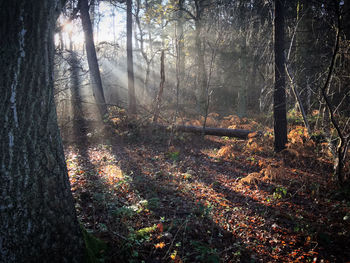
[[79, 0, 108, 118], [0, 1, 84, 262], [274, 0, 288, 152]]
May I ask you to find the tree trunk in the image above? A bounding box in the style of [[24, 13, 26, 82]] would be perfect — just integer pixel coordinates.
[[343, 0, 350, 40], [127, 0, 137, 114], [193, 0, 207, 114], [195, 19, 208, 114], [237, 46, 247, 118], [0, 1, 84, 262], [79, 0, 108, 118], [153, 50, 165, 123], [274, 0, 288, 152], [177, 0, 185, 88], [69, 50, 86, 141], [296, 0, 313, 115]]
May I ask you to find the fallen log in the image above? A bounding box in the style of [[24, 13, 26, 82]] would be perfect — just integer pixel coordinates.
[[155, 124, 261, 139]]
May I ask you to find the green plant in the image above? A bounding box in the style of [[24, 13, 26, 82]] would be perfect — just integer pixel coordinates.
[[81, 226, 107, 263], [267, 187, 288, 202], [190, 241, 220, 263], [193, 202, 213, 217], [112, 206, 137, 218], [273, 187, 287, 200], [168, 151, 180, 161]]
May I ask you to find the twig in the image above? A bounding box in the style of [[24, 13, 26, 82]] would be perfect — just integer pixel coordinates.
[[163, 219, 188, 260]]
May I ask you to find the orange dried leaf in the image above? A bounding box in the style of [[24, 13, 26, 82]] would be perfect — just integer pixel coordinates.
[[248, 132, 258, 138], [154, 242, 166, 249], [157, 223, 163, 233]]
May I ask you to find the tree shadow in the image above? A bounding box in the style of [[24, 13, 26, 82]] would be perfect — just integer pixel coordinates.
[[107, 136, 254, 262], [110, 131, 350, 262], [64, 51, 114, 235], [184, 145, 350, 262], [64, 117, 350, 262]]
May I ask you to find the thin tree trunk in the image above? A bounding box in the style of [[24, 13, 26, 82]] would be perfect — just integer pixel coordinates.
[[79, 0, 108, 118], [320, 13, 348, 184], [144, 62, 151, 97], [237, 46, 247, 118], [285, 64, 311, 135], [153, 50, 165, 123], [0, 1, 84, 262], [127, 0, 137, 114], [296, 0, 313, 115], [274, 0, 288, 152], [135, 0, 151, 101], [144, 0, 156, 95], [126, 0, 136, 114], [195, 19, 207, 113], [177, 0, 185, 87]]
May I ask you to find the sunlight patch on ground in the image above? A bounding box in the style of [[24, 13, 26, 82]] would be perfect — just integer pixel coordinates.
[[66, 145, 127, 191]]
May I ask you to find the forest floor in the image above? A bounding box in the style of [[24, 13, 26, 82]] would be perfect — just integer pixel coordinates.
[[61, 108, 350, 263]]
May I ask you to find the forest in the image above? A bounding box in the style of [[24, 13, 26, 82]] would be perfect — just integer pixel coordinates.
[[0, 0, 350, 262]]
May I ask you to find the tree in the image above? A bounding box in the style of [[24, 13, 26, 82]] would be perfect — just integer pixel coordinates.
[[79, 0, 108, 118], [274, 0, 288, 152], [179, 0, 209, 113], [194, 0, 209, 114], [295, 0, 314, 115], [0, 1, 84, 262], [127, 0, 137, 114], [176, 0, 185, 99], [134, 0, 153, 101]]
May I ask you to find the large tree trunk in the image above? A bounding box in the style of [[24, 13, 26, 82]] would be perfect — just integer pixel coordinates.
[[79, 0, 108, 118], [274, 0, 288, 152], [0, 1, 84, 262], [127, 0, 137, 114]]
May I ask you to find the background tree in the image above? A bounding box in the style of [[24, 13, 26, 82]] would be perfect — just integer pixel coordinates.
[[79, 0, 108, 118], [0, 1, 84, 261], [127, 0, 137, 114], [274, 0, 287, 152]]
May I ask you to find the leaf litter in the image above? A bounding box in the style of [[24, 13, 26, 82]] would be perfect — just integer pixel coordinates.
[[63, 110, 350, 262]]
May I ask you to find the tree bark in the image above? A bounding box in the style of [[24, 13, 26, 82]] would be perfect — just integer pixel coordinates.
[[127, 0, 137, 114], [79, 0, 108, 118], [274, 0, 288, 152], [0, 1, 84, 262]]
